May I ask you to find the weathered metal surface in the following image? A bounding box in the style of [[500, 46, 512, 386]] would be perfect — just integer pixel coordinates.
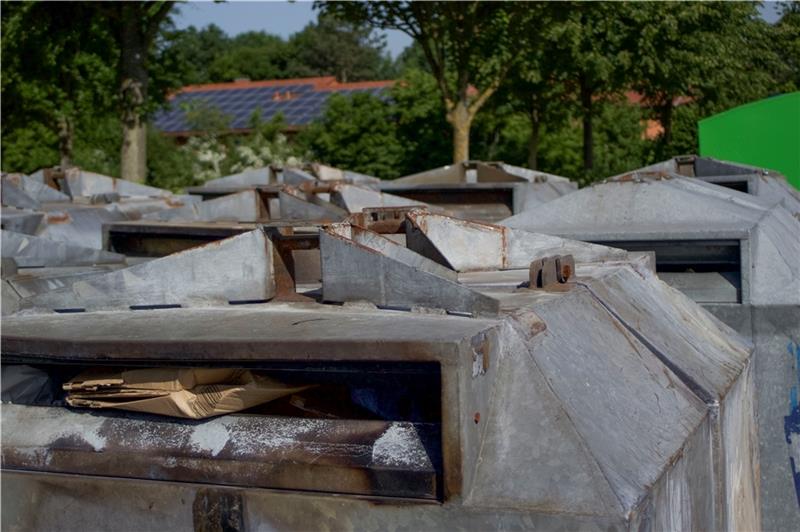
[[62, 169, 172, 198], [501, 175, 800, 307], [0, 204, 762, 531], [195, 167, 275, 190], [502, 170, 798, 530], [330, 183, 429, 214], [392, 163, 467, 185], [2, 279, 21, 315], [0, 305, 496, 363], [2, 173, 70, 202], [1, 472, 628, 531], [21, 229, 275, 312], [105, 220, 258, 256], [282, 167, 318, 186], [342, 169, 381, 185], [1, 179, 40, 210], [2, 263, 757, 528], [278, 190, 348, 221], [1, 405, 440, 499], [379, 182, 517, 222], [1, 230, 126, 268], [616, 155, 800, 217], [320, 228, 499, 316], [5, 265, 124, 299], [143, 190, 269, 223], [0, 210, 44, 235], [185, 184, 283, 202], [406, 211, 626, 272], [37, 207, 129, 250], [746, 306, 800, 531]]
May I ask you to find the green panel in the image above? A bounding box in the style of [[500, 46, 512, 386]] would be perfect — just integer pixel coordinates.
[[698, 92, 800, 189]]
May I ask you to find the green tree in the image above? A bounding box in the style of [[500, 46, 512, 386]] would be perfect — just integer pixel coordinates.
[[299, 92, 404, 177], [208, 32, 289, 82], [774, 3, 800, 90], [158, 24, 230, 85], [1, 2, 117, 170], [544, 2, 631, 175], [322, 1, 533, 163], [100, 1, 176, 183], [286, 13, 394, 82], [391, 69, 451, 174], [622, 2, 781, 157], [500, 25, 573, 171]]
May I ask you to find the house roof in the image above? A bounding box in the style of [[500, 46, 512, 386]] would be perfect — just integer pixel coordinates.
[[154, 76, 394, 135]]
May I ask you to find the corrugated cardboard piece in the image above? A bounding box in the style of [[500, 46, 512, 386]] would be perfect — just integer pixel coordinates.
[[64, 368, 311, 419]]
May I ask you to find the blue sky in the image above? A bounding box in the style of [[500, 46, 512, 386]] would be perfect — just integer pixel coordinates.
[[173, 1, 414, 59], [174, 0, 783, 60]]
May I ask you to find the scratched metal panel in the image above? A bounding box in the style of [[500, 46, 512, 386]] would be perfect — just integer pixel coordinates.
[[720, 359, 761, 531], [629, 415, 716, 531], [1, 405, 440, 499], [464, 318, 623, 517], [38, 207, 129, 250], [1, 179, 40, 210], [501, 175, 800, 308], [331, 184, 427, 214], [7, 266, 123, 299], [1, 211, 44, 235], [527, 287, 708, 512], [580, 264, 751, 400], [320, 229, 498, 316], [195, 167, 273, 189], [392, 164, 466, 185], [64, 170, 171, 198], [278, 191, 347, 221], [142, 190, 266, 223], [1, 230, 125, 268], [1, 173, 69, 203], [406, 211, 627, 272], [0, 472, 626, 531], [21, 230, 275, 312]]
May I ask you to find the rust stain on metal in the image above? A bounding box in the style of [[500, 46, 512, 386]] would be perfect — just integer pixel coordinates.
[[45, 212, 72, 224]]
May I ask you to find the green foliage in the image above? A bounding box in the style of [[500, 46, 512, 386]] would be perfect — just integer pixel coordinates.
[[146, 128, 195, 191], [158, 23, 230, 86], [157, 13, 394, 85], [533, 99, 648, 185], [1, 2, 118, 168], [321, 1, 539, 162], [390, 69, 451, 174], [208, 32, 290, 82], [3, 3, 796, 187], [299, 93, 404, 177], [285, 13, 395, 82], [1, 122, 60, 174], [72, 115, 122, 178], [773, 3, 800, 90]]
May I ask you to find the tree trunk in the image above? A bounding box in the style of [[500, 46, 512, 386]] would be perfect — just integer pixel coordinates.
[[57, 115, 74, 169], [527, 106, 540, 170], [119, 5, 148, 183], [660, 100, 673, 148], [448, 101, 472, 164], [580, 77, 594, 174]]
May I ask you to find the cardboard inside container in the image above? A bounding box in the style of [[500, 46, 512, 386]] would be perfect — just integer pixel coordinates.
[[64, 368, 312, 419]]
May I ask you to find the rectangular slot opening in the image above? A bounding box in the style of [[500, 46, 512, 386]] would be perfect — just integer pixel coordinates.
[[697, 175, 752, 194], [593, 239, 742, 304], [106, 229, 241, 257], [1, 361, 443, 501]]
